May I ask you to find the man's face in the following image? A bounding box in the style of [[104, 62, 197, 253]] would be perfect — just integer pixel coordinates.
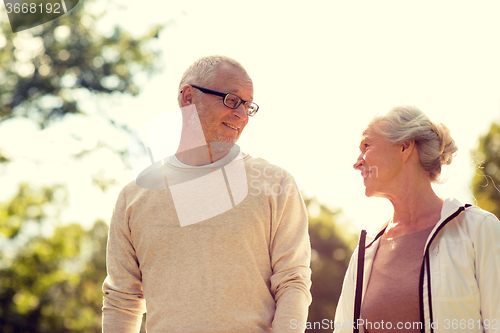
[[195, 65, 253, 145]]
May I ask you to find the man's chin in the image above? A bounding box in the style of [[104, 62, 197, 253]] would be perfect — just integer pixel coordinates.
[[209, 141, 236, 153], [218, 134, 240, 144]]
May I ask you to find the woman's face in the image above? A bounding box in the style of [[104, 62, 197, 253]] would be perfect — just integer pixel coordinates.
[[353, 127, 404, 198]]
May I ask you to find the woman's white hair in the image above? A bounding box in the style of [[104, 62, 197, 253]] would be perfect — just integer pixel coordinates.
[[366, 105, 457, 182], [177, 55, 249, 107]]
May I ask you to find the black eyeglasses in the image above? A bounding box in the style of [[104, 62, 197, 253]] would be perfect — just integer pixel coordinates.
[[189, 85, 259, 117]]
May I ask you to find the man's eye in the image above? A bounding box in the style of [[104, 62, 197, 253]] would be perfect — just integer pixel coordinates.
[[226, 95, 238, 104]]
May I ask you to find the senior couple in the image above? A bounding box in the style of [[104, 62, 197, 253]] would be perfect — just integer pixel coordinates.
[[102, 56, 500, 333]]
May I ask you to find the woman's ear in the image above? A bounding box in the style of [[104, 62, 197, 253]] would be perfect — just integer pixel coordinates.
[[401, 140, 415, 162]]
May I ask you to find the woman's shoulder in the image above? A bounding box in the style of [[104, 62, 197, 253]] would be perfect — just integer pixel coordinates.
[[464, 205, 498, 223], [443, 197, 497, 222], [444, 198, 500, 239], [459, 200, 499, 225]]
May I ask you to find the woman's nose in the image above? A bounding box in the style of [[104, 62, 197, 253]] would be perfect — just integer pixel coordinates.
[[353, 156, 363, 170]]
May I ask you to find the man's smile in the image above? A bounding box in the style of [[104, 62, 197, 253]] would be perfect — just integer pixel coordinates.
[[222, 122, 239, 132]]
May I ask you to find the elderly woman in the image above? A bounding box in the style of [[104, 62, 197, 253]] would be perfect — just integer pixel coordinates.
[[333, 106, 500, 333]]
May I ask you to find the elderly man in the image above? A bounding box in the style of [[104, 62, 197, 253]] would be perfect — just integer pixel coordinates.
[[102, 55, 312, 333]]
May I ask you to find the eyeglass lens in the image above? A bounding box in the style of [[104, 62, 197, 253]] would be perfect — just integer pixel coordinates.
[[224, 94, 257, 115]]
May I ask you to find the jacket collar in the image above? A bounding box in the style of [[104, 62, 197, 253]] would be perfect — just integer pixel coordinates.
[[358, 198, 469, 308], [365, 197, 465, 249], [424, 198, 464, 251]]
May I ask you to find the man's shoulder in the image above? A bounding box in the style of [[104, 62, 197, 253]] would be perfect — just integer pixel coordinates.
[[118, 162, 165, 199], [119, 177, 151, 198], [135, 160, 167, 190], [244, 154, 288, 170], [244, 155, 293, 182]]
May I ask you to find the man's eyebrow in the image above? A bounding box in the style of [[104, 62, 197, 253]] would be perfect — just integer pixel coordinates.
[[229, 90, 252, 101]]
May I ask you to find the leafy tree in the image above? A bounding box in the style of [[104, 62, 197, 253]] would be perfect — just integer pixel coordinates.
[[0, 182, 65, 240], [0, 1, 162, 331], [471, 121, 500, 219], [0, 0, 162, 129], [305, 197, 357, 333], [0, 183, 109, 332]]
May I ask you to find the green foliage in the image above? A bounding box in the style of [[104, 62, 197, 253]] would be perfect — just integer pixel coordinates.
[[305, 197, 357, 333], [0, 183, 109, 332], [471, 121, 500, 219], [0, 0, 162, 128], [0, 182, 66, 240]]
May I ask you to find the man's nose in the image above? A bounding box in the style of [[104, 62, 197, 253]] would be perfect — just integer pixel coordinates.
[[233, 104, 249, 119]]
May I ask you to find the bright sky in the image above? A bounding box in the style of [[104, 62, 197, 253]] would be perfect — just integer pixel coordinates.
[[1, 0, 500, 234]]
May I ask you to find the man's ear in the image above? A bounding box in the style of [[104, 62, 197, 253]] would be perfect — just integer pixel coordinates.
[[180, 85, 194, 107]]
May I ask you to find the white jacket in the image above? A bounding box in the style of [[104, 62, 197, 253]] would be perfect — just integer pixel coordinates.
[[333, 198, 500, 333]]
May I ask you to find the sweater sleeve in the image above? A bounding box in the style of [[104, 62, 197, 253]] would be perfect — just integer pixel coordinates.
[[269, 175, 312, 333], [102, 187, 146, 333], [473, 213, 500, 333]]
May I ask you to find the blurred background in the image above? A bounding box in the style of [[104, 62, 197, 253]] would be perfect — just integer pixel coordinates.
[[1, 0, 499, 332]]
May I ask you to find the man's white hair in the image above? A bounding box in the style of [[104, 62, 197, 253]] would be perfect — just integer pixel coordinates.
[[177, 55, 249, 107]]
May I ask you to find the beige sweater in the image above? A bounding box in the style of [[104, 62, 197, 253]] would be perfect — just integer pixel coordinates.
[[102, 152, 312, 333]]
